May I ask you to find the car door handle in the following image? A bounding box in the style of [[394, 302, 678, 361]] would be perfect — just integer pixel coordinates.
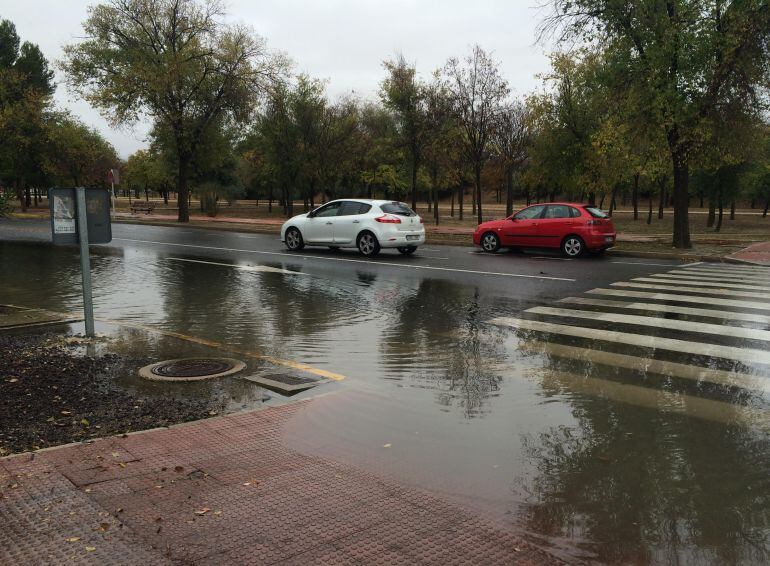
[[352, 220, 360, 224]]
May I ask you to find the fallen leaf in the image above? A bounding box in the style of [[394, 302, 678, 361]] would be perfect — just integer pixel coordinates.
[[85, 546, 96, 552], [382, 443, 392, 448], [9, 378, 18, 383], [84, 488, 91, 493], [61, 411, 71, 416], [65, 537, 80, 543], [111, 452, 119, 458], [99, 523, 110, 531], [116, 508, 123, 513], [213, 511, 222, 516], [242, 482, 251, 486], [174, 466, 184, 473], [118, 463, 126, 468], [194, 507, 211, 516]]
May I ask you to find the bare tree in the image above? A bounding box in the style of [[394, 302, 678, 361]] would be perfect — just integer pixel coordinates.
[[492, 100, 531, 216], [444, 46, 509, 224]]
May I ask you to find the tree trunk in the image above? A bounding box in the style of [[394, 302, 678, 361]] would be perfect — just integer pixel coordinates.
[[471, 184, 476, 216], [668, 125, 691, 247], [647, 191, 653, 225], [715, 188, 724, 232], [24, 187, 31, 208], [699, 191, 704, 208], [707, 196, 715, 228], [729, 200, 735, 220], [608, 186, 617, 216], [764, 198, 769, 218], [475, 164, 483, 225], [433, 178, 439, 226], [458, 185, 464, 221], [450, 187, 455, 218], [505, 167, 514, 217], [658, 186, 665, 219], [411, 155, 418, 213], [632, 173, 639, 220], [177, 155, 191, 222]]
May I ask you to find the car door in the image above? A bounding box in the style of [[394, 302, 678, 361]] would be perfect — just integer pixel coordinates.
[[304, 202, 341, 243], [503, 204, 546, 246], [537, 205, 576, 248], [333, 201, 371, 244]]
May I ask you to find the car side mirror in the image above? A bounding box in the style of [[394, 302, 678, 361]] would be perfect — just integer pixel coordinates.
[[307, 211, 315, 218]]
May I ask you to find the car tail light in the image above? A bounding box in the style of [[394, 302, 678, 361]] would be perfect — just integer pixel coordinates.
[[587, 220, 600, 226], [419, 217, 424, 224], [375, 214, 402, 224]]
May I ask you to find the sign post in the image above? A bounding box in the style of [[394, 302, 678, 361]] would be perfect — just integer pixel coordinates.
[[49, 188, 112, 338]]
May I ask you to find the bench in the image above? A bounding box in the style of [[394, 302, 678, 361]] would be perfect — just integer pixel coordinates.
[[130, 202, 155, 214]]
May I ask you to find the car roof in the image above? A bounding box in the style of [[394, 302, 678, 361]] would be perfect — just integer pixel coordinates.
[[324, 199, 407, 206], [524, 202, 589, 207]]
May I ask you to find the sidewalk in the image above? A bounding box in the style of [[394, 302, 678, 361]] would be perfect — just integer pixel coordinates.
[[727, 241, 770, 265], [0, 401, 564, 565]]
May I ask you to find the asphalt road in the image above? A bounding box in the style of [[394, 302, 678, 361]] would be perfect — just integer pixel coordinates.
[[0, 218, 684, 302]]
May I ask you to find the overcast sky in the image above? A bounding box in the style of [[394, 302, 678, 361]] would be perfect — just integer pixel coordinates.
[[2, 1, 555, 158]]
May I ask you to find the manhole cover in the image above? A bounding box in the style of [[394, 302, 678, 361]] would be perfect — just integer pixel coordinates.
[[139, 358, 246, 382]]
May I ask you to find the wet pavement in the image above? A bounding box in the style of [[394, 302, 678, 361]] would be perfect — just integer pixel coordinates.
[[1, 219, 769, 563]]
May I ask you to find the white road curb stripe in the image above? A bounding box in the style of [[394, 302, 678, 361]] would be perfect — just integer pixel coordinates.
[[587, 288, 770, 311], [632, 276, 770, 292], [611, 281, 770, 301]]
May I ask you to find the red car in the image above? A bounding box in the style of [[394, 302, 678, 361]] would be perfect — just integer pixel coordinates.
[[472, 203, 616, 257]]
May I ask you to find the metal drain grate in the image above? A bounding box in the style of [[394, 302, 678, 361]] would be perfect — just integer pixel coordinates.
[[243, 373, 324, 394], [139, 358, 246, 382]]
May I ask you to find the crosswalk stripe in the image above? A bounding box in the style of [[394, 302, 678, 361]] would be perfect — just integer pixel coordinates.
[[660, 271, 770, 284], [520, 341, 770, 392], [632, 276, 770, 292], [612, 281, 770, 301], [557, 296, 770, 324], [587, 288, 770, 312], [674, 268, 770, 280], [680, 265, 770, 275], [489, 317, 770, 365], [526, 306, 770, 342], [523, 368, 769, 428]]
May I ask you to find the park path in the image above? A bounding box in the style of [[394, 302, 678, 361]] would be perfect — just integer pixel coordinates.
[[0, 401, 564, 565]]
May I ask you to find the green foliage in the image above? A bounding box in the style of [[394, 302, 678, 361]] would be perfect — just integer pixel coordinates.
[[0, 189, 14, 217]]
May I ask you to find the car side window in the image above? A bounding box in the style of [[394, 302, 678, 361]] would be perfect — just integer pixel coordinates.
[[544, 205, 571, 219], [358, 203, 372, 214], [337, 201, 360, 216], [314, 202, 342, 218], [513, 205, 546, 220], [569, 206, 581, 218]]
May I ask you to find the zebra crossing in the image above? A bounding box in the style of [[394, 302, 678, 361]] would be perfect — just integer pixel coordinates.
[[489, 261, 770, 425]]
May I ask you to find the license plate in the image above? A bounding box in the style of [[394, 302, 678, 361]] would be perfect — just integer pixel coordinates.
[[406, 235, 420, 241]]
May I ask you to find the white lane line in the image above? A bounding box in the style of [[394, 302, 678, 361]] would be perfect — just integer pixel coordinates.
[[166, 257, 305, 275], [612, 281, 770, 301], [526, 306, 770, 342], [489, 317, 770, 365], [524, 368, 769, 427], [521, 341, 770, 392], [587, 288, 770, 312], [661, 271, 770, 284], [632, 276, 770, 292], [557, 296, 770, 324], [113, 238, 576, 281], [610, 261, 684, 267], [419, 256, 450, 260], [530, 256, 573, 261]]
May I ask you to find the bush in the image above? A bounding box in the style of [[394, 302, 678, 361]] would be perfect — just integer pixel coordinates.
[[0, 189, 14, 218]]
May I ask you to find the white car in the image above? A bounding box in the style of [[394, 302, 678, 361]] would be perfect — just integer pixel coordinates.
[[280, 199, 425, 257]]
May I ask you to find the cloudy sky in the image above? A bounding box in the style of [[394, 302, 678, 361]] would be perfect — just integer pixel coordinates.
[[2, 0, 555, 158]]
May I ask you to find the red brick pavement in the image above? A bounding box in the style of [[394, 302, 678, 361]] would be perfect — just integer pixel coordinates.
[[1, 401, 566, 565], [727, 241, 770, 266]]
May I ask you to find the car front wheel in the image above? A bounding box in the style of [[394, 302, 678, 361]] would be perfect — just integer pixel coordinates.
[[481, 232, 501, 253], [285, 227, 304, 251], [561, 235, 585, 257], [357, 231, 381, 257], [397, 246, 417, 255]]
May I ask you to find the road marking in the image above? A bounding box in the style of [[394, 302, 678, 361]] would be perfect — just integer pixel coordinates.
[[612, 281, 770, 301], [167, 257, 305, 275], [632, 276, 770, 292], [521, 341, 769, 392], [526, 306, 770, 342], [113, 238, 576, 281], [419, 256, 450, 260], [523, 368, 769, 427], [99, 318, 346, 381], [610, 261, 683, 267], [681, 265, 770, 274], [587, 288, 770, 312], [489, 317, 770, 365], [660, 271, 770, 284], [557, 296, 770, 324], [672, 268, 770, 281]]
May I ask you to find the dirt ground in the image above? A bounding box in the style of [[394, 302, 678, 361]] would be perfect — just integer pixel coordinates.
[[0, 333, 223, 455]]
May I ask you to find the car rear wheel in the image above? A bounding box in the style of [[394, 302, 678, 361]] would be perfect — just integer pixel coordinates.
[[481, 232, 501, 253], [285, 227, 304, 251], [397, 246, 417, 255], [357, 231, 381, 257], [561, 235, 585, 258]]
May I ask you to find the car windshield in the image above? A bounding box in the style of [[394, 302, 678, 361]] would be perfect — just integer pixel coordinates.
[[380, 202, 416, 217], [584, 206, 609, 218]]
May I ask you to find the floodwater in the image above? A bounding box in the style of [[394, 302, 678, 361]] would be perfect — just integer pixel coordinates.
[[1, 241, 769, 564]]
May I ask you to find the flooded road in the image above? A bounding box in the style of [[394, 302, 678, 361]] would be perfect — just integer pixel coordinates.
[[1, 223, 769, 563]]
